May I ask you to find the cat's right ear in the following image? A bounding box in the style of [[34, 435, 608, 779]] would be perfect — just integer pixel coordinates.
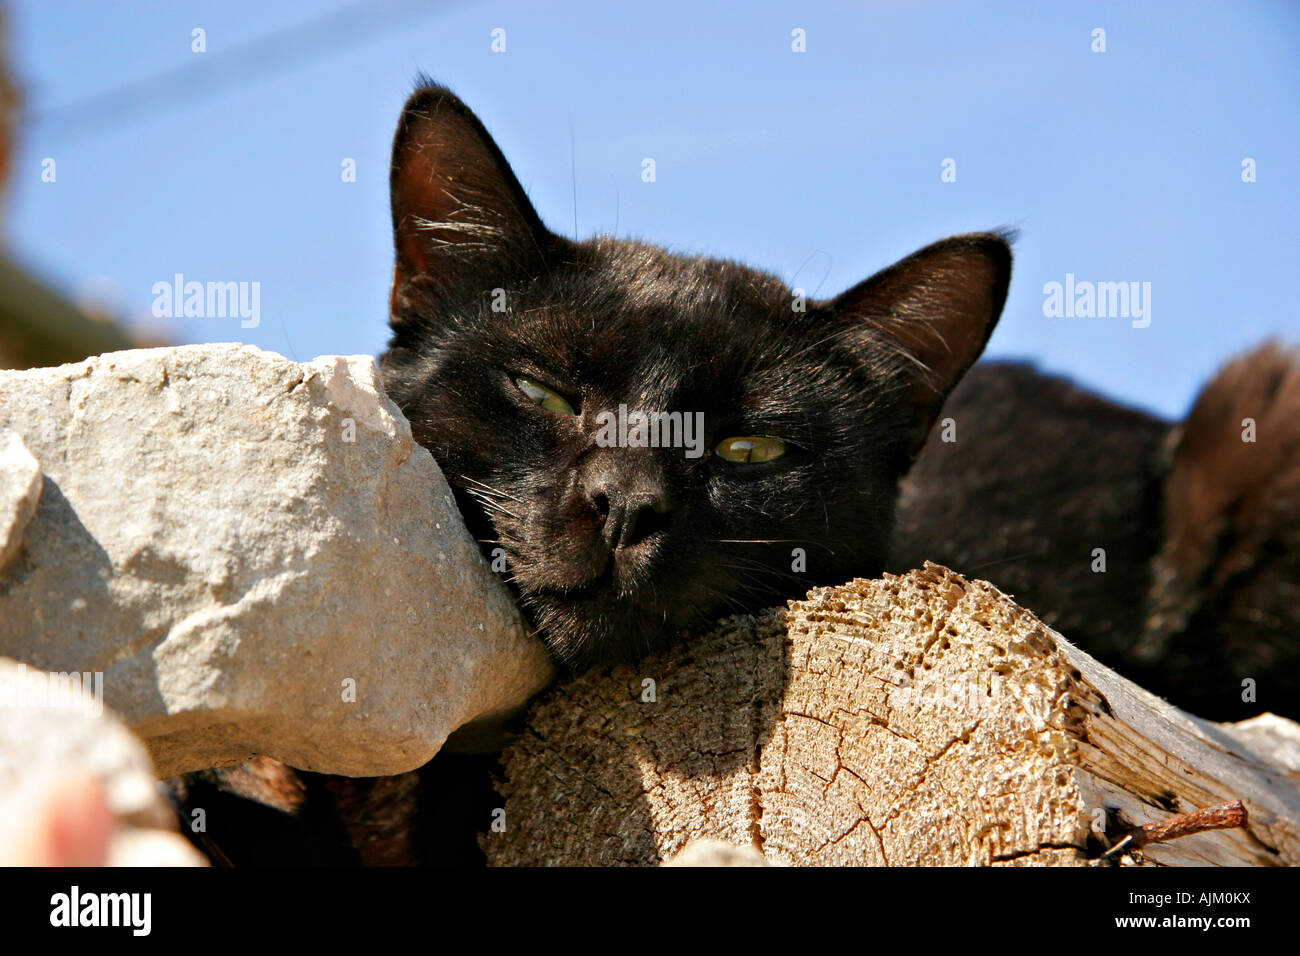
[[389, 83, 555, 319], [826, 232, 1013, 461]]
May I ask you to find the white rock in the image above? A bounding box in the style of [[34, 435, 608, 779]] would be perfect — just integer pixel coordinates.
[[0, 345, 554, 777], [0, 656, 205, 866], [0, 432, 41, 574], [0, 658, 171, 829]]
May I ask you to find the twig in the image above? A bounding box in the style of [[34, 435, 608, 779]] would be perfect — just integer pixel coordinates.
[[1104, 799, 1248, 857]]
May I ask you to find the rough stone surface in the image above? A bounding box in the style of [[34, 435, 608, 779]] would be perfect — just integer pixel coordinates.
[[0, 432, 41, 574], [0, 344, 554, 777]]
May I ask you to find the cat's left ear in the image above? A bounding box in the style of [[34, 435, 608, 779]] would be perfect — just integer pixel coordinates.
[[388, 82, 556, 319], [826, 232, 1013, 459]]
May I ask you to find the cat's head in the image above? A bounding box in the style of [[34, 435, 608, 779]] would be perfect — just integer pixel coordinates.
[[380, 82, 1011, 668]]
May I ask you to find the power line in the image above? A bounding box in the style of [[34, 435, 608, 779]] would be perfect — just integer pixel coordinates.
[[27, 0, 468, 146]]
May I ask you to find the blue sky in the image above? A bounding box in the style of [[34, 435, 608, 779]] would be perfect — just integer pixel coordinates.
[[6, 0, 1297, 418]]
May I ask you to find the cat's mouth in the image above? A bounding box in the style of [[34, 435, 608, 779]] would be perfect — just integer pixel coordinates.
[[531, 562, 646, 604], [534, 573, 610, 601], [504, 523, 663, 604]]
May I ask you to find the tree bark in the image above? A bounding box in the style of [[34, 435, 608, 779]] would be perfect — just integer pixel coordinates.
[[484, 564, 1300, 866]]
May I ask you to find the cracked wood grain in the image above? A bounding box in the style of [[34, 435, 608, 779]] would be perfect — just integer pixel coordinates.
[[484, 564, 1300, 866]]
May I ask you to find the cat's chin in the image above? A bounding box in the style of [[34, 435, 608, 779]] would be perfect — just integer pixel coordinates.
[[521, 586, 706, 671]]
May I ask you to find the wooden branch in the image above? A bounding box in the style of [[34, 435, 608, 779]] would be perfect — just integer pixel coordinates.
[[1103, 800, 1248, 857], [484, 564, 1300, 866]]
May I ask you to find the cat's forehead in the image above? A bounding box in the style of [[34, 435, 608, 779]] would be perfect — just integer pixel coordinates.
[[558, 237, 797, 333], [587, 238, 786, 295], [486, 239, 838, 408]]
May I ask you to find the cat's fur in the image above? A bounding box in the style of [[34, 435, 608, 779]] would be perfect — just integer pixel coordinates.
[[379, 82, 1011, 669], [377, 81, 1298, 714], [896, 347, 1300, 720], [171, 82, 1298, 866]]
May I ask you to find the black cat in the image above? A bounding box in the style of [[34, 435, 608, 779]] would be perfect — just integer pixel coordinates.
[[897, 345, 1300, 720], [175, 80, 1297, 867], [380, 83, 1300, 727], [378, 83, 1298, 725], [378, 81, 1012, 670]]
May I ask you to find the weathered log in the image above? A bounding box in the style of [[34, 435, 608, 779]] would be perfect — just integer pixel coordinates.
[[485, 564, 1300, 866]]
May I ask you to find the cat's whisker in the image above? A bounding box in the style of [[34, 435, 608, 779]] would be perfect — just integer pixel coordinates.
[[469, 500, 521, 522], [696, 584, 750, 617], [457, 474, 524, 503], [718, 562, 808, 587], [709, 538, 839, 555], [720, 557, 814, 590], [462, 485, 523, 520], [722, 571, 806, 602]]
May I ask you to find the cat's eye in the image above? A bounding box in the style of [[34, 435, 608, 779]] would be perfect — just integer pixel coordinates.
[[514, 376, 577, 416], [714, 436, 787, 464]]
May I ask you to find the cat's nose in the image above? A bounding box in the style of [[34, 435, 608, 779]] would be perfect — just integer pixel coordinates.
[[588, 484, 675, 551]]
